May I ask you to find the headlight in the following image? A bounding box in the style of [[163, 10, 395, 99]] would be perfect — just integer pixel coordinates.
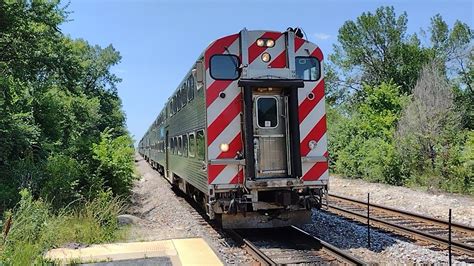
[[261, 52, 271, 62], [220, 143, 229, 152], [266, 39, 275, 47], [308, 140, 317, 150], [256, 38, 275, 47]]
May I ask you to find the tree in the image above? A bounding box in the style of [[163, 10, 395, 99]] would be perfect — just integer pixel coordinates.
[[430, 14, 473, 90], [0, 1, 133, 211], [331, 6, 433, 95], [396, 61, 461, 173], [329, 82, 406, 184], [429, 14, 474, 130]]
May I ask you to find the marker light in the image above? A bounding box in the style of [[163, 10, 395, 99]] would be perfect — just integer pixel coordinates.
[[261, 52, 271, 62], [256, 39, 265, 47], [220, 143, 229, 152], [308, 140, 317, 150], [266, 39, 275, 47]]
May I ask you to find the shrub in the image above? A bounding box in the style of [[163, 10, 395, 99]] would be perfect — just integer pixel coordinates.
[[42, 154, 83, 208], [92, 129, 136, 196], [1, 189, 125, 264], [359, 138, 404, 185]]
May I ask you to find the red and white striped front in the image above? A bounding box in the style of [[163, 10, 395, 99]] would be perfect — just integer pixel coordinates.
[[204, 31, 328, 187], [204, 34, 244, 186], [295, 37, 329, 184]]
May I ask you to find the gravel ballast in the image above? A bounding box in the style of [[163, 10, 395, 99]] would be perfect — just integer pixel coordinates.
[[128, 155, 472, 264], [301, 175, 474, 264], [303, 210, 471, 264], [126, 155, 254, 265], [329, 175, 474, 227]]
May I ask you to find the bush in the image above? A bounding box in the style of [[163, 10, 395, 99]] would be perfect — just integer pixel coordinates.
[[359, 138, 404, 185], [92, 129, 136, 196], [330, 82, 407, 184], [0, 189, 125, 264], [42, 154, 83, 208]]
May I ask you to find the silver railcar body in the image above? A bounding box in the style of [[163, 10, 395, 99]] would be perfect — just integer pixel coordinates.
[[139, 29, 328, 228]]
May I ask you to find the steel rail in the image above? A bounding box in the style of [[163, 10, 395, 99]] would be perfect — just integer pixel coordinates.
[[329, 193, 474, 233], [228, 227, 366, 266], [327, 202, 474, 255], [290, 226, 366, 266], [225, 229, 276, 266]]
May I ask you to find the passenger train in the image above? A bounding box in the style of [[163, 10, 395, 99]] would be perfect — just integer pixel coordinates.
[[138, 28, 328, 228]]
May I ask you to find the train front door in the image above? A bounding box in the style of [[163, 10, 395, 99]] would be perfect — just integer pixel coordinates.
[[253, 89, 290, 178]]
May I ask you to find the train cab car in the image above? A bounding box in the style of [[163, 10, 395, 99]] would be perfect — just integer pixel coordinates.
[[139, 28, 328, 228]]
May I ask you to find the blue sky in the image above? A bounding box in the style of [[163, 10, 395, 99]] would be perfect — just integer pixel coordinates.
[[60, 0, 473, 144]]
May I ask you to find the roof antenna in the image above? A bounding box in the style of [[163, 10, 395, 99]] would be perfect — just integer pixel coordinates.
[[287, 27, 304, 39]]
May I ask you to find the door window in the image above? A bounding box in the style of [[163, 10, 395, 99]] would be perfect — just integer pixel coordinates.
[[257, 97, 278, 128]]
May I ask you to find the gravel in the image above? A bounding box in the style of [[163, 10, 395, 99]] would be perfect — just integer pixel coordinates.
[[125, 154, 254, 265], [303, 210, 472, 264], [329, 175, 474, 227], [127, 155, 473, 264], [301, 175, 474, 264]]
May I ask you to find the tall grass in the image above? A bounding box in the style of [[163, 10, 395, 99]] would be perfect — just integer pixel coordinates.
[[0, 189, 126, 264]]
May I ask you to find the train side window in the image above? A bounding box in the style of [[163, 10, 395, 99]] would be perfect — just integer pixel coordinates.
[[170, 138, 175, 154], [175, 95, 179, 112], [295, 56, 320, 81], [196, 130, 205, 160], [187, 76, 194, 102], [173, 137, 177, 154], [181, 85, 187, 107], [183, 134, 188, 157], [172, 97, 175, 114], [175, 137, 178, 154], [188, 133, 195, 157], [256, 97, 278, 128], [210, 55, 240, 80], [177, 136, 182, 156]]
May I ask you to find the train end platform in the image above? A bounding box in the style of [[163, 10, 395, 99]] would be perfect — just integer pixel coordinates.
[[44, 238, 223, 265]]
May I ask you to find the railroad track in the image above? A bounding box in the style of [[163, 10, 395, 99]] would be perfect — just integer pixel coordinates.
[[327, 193, 474, 258], [226, 226, 365, 265]]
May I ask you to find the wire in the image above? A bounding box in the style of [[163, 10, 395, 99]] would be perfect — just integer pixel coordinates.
[[300, 27, 308, 41]]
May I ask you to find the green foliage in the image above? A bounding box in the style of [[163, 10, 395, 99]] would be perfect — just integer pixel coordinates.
[[331, 6, 434, 93], [329, 82, 407, 185], [1, 189, 125, 264], [93, 130, 136, 196], [0, 0, 134, 214], [42, 154, 82, 208], [328, 6, 473, 194], [0, 3, 134, 263]]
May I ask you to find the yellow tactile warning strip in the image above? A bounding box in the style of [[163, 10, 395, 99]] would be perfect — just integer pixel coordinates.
[[172, 238, 223, 266], [44, 238, 223, 265]]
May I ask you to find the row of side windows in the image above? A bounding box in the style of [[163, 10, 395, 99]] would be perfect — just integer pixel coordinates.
[[169, 75, 195, 117], [169, 130, 205, 160], [153, 141, 165, 152]]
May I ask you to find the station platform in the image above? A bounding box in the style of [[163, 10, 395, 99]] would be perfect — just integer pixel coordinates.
[[44, 238, 223, 265]]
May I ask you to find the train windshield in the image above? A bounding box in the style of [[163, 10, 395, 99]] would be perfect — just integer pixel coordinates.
[[210, 55, 240, 80], [295, 56, 320, 81]]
